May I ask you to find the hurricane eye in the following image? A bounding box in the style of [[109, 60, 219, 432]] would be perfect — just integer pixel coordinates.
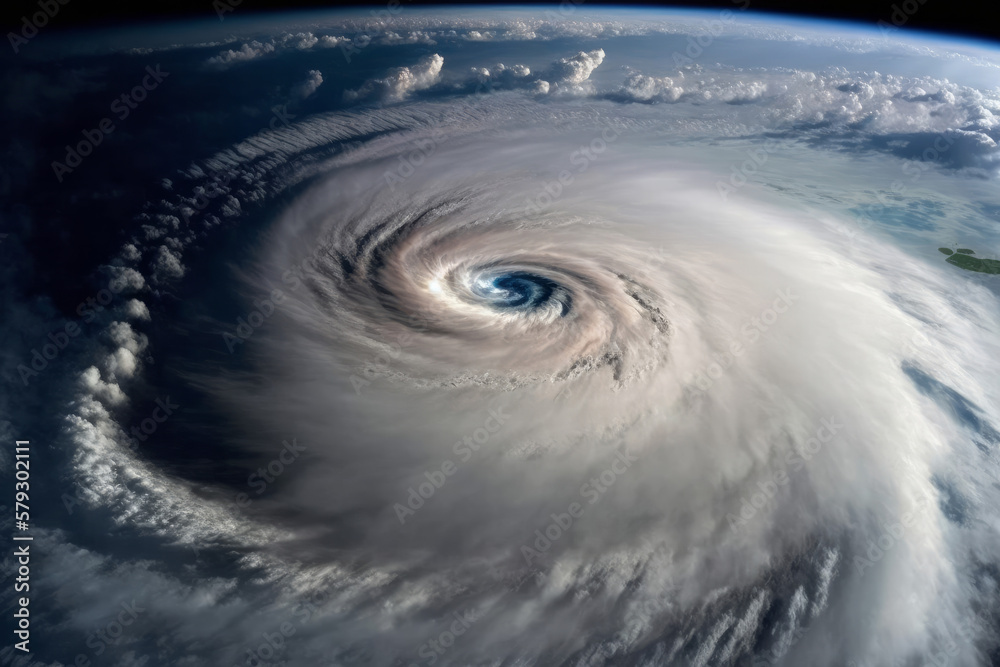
[[468, 270, 569, 315]]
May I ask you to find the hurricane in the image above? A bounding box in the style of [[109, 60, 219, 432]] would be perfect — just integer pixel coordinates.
[[3, 7, 1000, 667]]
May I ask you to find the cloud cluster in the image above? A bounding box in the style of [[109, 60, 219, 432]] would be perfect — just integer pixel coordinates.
[[464, 48, 606, 96], [343, 54, 445, 104], [616, 71, 685, 102], [152, 245, 185, 282], [548, 48, 605, 86], [204, 32, 346, 69], [291, 69, 324, 101], [205, 40, 276, 68], [610, 67, 1000, 173]]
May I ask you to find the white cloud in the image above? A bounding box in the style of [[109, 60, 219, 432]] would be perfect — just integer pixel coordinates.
[[379, 31, 437, 46], [124, 299, 150, 321], [108, 321, 147, 356], [474, 63, 530, 81], [618, 72, 684, 102], [79, 366, 127, 406], [105, 346, 138, 380], [548, 48, 605, 86], [280, 32, 318, 50], [107, 266, 146, 292], [461, 49, 605, 97], [607, 67, 1000, 172], [344, 54, 445, 104], [202, 31, 366, 68], [121, 243, 142, 262], [457, 24, 540, 42], [317, 35, 347, 48], [153, 245, 185, 281], [205, 40, 275, 68], [291, 69, 324, 101], [142, 224, 164, 241]]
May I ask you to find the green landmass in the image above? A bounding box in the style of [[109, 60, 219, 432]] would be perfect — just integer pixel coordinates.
[[943, 249, 1000, 275]]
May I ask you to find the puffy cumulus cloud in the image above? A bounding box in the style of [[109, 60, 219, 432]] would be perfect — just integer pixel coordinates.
[[204, 32, 341, 69], [317, 34, 347, 48], [219, 195, 243, 218], [499, 22, 539, 40], [548, 48, 605, 86], [279, 32, 318, 50], [470, 63, 533, 89], [699, 80, 769, 104], [464, 30, 493, 41], [611, 70, 767, 105], [291, 70, 324, 101], [141, 224, 165, 241], [79, 366, 127, 406], [300, 16, 645, 46], [616, 71, 685, 103], [121, 243, 142, 262], [459, 23, 539, 41], [107, 321, 148, 356], [100, 322, 147, 382], [152, 245, 185, 282], [127, 18, 674, 56], [205, 40, 275, 68], [767, 72, 1000, 172], [130, 214, 180, 247], [378, 30, 437, 46], [182, 14, 1000, 69], [606, 67, 1000, 173], [941, 129, 1000, 172], [56, 390, 291, 610], [107, 266, 146, 292], [460, 49, 605, 96], [343, 54, 445, 104], [123, 299, 150, 321], [105, 346, 138, 381]]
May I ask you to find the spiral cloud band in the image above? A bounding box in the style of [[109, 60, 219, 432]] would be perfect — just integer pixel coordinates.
[[5, 8, 1000, 667]]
